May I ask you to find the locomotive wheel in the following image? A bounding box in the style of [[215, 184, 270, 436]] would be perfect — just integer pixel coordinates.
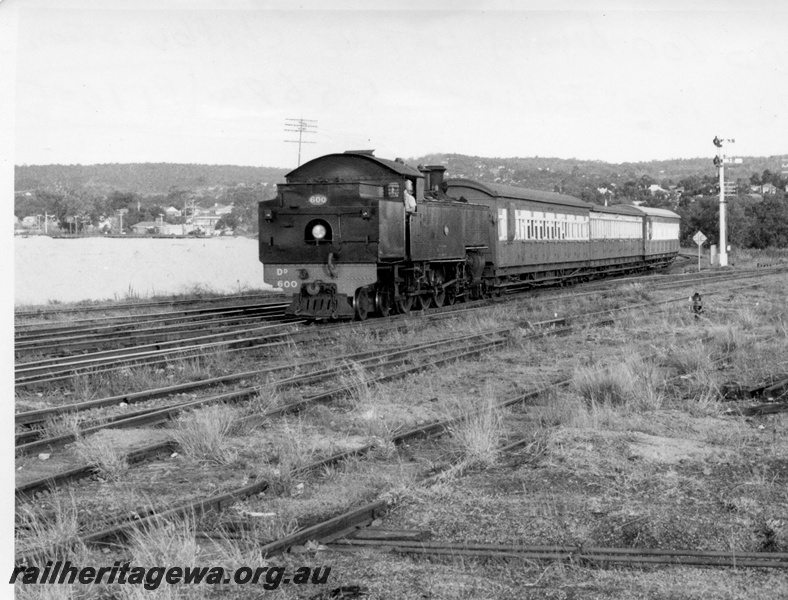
[[432, 287, 446, 308], [395, 296, 413, 315], [444, 287, 456, 306], [375, 288, 392, 317], [432, 273, 446, 308], [354, 288, 372, 321], [415, 293, 432, 311]]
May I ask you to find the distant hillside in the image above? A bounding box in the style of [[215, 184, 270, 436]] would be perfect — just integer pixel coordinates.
[[412, 154, 785, 194], [15, 155, 785, 197], [15, 163, 289, 196], [13, 154, 788, 249]]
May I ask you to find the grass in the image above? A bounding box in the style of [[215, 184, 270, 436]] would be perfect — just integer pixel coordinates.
[[73, 432, 130, 480], [16, 493, 85, 563], [171, 405, 239, 465], [42, 412, 83, 440], [447, 388, 504, 468], [572, 354, 664, 411], [120, 515, 203, 600], [338, 360, 375, 408]]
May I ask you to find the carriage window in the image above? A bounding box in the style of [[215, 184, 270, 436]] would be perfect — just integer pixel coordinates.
[[387, 182, 400, 198], [498, 208, 508, 241]]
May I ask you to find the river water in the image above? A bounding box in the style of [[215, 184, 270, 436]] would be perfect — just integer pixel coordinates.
[[14, 236, 271, 306]]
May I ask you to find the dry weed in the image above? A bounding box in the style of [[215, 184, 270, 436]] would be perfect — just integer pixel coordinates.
[[706, 324, 747, 360], [16, 493, 84, 563], [573, 363, 632, 407], [622, 282, 652, 303], [681, 372, 722, 417], [661, 340, 715, 377], [119, 515, 204, 600], [179, 346, 233, 380], [43, 412, 83, 441], [172, 405, 239, 465], [338, 360, 374, 408], [448, 387, 504, 468], [73, 433, 129, 480], [270, 417, 320, 489]]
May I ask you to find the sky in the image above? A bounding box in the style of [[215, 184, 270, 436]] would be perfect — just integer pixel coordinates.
[[3, 0, 787, 171]]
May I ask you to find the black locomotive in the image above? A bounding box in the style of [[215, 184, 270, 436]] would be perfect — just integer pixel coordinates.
[[258, 151, 680, 320]]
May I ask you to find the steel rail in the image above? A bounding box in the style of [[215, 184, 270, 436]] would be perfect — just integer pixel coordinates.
[[15, 320, 303, 382], [17, 368, 554, 562], [15, 326, 509, 426], [25, 302, 702, 561], [330, 539, 788, 568], [14, 293, 283, 319], [17, 341, 536, 562], [250, 333, 750, 559], [15, 333, 509, 455], [14, 304, 288, 345], [15, 312, 292, 356], [17, 277, 776, 562], [14, 302, 471, 387], [14, 317, 370, 387]]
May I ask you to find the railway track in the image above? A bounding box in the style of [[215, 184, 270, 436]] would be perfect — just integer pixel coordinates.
[[14, 265, 782, 388], [14, 262, 783, 362], [14, 302, 290, 356], [15, 327, 510, 455], [15, 268, 784, 568], [14, 291, 280, 319], [19, 347, 783, 571], [15, 278, 766, 556], [14, 319, 306, 386], [331, 538, 788, 569]]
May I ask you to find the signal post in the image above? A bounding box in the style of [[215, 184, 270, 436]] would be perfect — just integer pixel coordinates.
[[712, 136, 742, 267]]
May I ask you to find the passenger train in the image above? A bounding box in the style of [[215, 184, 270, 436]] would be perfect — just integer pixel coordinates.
[[258, 151, 680, 320]]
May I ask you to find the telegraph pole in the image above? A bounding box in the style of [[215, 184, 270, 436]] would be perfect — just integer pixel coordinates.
[[284, 118, 317, 166]]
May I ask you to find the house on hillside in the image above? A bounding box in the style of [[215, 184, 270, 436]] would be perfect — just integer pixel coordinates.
[[131, 221, 159, 235], [761, 183, 777, 195], [751, 183, 778, 195], [190, 203, 233, 231], [164, 206, 182, 218], [648, 184, 669, 195], [160, 223, 194, 235], [213, 203, 234, 215]]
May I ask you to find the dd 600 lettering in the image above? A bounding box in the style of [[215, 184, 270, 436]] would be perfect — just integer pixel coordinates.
[[277, 280, 298, 289]]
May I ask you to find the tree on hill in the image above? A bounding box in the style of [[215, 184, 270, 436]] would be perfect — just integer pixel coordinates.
[[107, 190, 139, 211], [220, 184, 269, 234]]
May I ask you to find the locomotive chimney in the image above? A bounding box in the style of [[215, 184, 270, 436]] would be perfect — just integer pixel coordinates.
[[419, 165, 447, 192]]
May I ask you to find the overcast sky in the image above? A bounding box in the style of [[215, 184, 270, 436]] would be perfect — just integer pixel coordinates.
[[4, 0, 788, 169]]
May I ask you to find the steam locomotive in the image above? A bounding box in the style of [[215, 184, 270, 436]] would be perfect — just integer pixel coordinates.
[[258, 151, 680, 320]]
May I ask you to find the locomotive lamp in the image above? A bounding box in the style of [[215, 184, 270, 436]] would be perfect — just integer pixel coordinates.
[[264, 209, 274, 221], [361, 209, 371, 220], [312, 223, 327, 240]]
